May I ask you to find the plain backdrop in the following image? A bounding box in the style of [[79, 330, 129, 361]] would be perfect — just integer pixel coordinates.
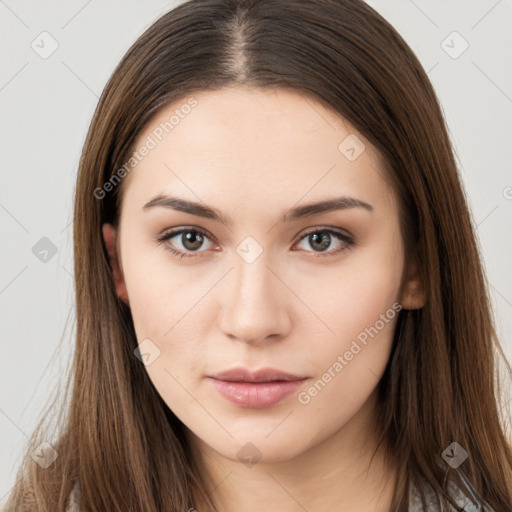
[[1, 0, 511, 504]]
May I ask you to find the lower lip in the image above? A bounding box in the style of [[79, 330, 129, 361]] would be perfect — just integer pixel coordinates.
[[208, 378, 307, 409]]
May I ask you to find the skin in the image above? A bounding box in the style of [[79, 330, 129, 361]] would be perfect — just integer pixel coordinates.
[[102, 86, 425, 512]]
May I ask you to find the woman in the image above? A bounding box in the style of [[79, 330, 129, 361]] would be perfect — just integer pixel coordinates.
[[5, 0, 512, 510]]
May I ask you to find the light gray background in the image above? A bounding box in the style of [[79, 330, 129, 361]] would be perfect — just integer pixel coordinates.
[[1, 0, 511, 504]]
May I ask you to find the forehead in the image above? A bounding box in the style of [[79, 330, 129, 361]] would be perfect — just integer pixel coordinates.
[[119, 86, 395, 217]]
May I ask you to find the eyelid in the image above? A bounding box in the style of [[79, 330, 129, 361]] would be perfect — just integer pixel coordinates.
[[298, 226, 355, 242], [155, 225, 355, 258]]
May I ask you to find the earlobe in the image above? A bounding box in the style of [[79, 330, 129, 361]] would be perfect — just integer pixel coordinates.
[[400, 258, 426, 310], [102, 223, 129, 306]]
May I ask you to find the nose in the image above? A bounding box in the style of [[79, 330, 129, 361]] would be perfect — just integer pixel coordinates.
[[218, 252, 292, 346]]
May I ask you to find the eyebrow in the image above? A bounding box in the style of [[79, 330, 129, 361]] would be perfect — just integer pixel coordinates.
[[142, 194, 374, 226]]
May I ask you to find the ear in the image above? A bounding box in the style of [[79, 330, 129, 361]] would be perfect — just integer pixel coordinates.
[[399, 255, 426, 310], [102, 223, 129, 306]]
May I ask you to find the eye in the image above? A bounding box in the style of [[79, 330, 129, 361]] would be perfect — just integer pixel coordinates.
[[155, 227, 217, 259], [294, 228, 355, 257], [155, 226, 355, 259]]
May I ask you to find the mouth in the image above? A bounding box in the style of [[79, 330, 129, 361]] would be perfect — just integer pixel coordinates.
[[207, 367, 308, 409]]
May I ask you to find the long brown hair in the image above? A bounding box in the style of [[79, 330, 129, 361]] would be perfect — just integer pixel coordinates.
[[5, 0, 512, 510]]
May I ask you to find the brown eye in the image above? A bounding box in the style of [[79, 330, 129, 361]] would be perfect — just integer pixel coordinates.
[[295, 228, 354, 257], [156, 227, 215, 258], [156, 226, 355, 260]]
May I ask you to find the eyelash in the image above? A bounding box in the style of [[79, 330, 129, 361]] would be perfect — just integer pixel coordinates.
[[155, 226, 356, 260]]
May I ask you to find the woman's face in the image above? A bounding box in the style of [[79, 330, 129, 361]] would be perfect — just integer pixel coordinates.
[[103, 86, 422, 464]]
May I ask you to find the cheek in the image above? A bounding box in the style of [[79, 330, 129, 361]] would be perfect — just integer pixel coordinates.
[[298, 231, 403, 345], [122, 222, 404, 350], [120, 237, 218, 392], [121, 251, 206, 412], [120, 232, 204, 336], [122, 221, 403, 386], [296, 234, 403, 401]]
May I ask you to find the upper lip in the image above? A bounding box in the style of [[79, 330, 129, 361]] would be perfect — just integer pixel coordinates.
[[208, 367, 307, 383]]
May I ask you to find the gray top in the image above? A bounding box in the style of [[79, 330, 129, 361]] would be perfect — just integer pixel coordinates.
[[65, 482, 80, 512], [65, 478, 497, 511], [409, 477, 496, 511]]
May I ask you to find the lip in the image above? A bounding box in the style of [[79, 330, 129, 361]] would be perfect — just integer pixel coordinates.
[[207, 367, 308, 409]]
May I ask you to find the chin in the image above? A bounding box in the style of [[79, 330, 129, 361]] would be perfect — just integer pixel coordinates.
[[199, 427, 317, 467]]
